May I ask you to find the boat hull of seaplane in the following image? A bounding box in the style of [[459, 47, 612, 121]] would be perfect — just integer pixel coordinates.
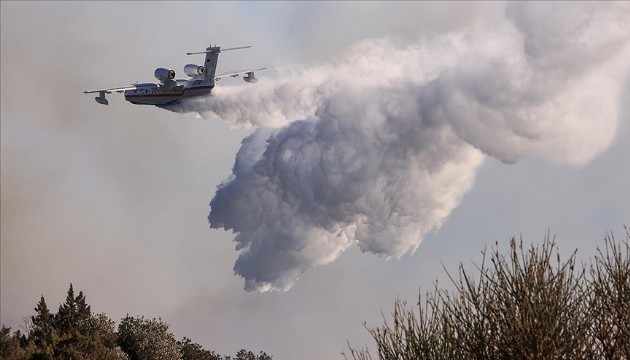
[[124, 81, 214, 106]]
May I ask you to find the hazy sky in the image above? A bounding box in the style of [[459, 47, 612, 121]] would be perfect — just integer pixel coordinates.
[[1, 2, 629, 359]]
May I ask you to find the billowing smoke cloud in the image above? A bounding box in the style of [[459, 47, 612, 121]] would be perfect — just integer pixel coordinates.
[[176, 2, 630, 292]]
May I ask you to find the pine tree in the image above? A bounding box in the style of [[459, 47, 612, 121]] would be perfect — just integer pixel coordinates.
[[0, 325, 26, 360], [54, 284, 121, 359], [29, 295, 56, 359], [55, 283, 91, 333]]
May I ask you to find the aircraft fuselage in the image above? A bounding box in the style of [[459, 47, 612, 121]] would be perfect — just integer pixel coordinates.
[[124, 80, 214, 106]]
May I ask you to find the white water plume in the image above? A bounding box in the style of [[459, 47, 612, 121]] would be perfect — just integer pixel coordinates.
[[173, 2, 630, 292]]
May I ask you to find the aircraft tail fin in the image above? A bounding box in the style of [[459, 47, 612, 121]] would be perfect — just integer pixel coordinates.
[[187, 45, 252, 82]]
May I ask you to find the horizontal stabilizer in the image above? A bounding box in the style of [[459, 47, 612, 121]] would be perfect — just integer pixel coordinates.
[[187, 45, 252, 56], [215, 67, 268, 81]]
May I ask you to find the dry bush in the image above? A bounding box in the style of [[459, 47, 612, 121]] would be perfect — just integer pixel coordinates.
[[346, 230, 630, 360]]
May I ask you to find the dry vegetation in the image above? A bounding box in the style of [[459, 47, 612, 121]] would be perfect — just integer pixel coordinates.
[[346, 229, 630, 360]]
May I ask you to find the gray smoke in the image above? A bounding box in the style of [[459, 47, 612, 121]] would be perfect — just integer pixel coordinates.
[[180, 2, 629, 292]]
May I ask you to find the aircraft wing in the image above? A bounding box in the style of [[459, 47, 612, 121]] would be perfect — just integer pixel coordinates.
[[83, 85, 138, 94], [84, 85, 139, 105], [215, 67, 268, 81]]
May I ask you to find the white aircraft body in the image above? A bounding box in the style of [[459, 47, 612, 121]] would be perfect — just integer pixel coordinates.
[[84, 45, 266, 106]]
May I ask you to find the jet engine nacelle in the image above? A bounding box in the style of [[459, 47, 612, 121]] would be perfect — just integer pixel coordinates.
[[183, 64, 204, 77], [154, 68, 175, 81], [243, 71, 258, 83]]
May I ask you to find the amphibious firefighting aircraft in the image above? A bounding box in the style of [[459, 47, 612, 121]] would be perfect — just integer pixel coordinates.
[[84, 45, 266, 106]]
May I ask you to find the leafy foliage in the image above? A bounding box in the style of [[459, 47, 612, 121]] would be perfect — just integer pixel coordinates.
[[1, 325, 26, 360], [117, 315, 181, 360], [346, 230, 630, 360], [178, 337, 222, 360], [232, 349, 273, 360], [1, 284, 272, 360]]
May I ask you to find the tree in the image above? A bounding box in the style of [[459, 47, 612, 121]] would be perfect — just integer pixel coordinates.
[[234, 349, 273, 360], [51, 284, 121, 360], [29, 295, 57, 359], [82, 312, 121, 352], [235, 349, 257, 360], [179, 336, 222, 360], [117, 315, 181, 360], [589, 232, 630, 359], [346, 231, 630, 360], [0, 325, 26, 360], [1, 284, 127, 359], [55, 284, 91, 333], [2, 284, 274, 360]]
